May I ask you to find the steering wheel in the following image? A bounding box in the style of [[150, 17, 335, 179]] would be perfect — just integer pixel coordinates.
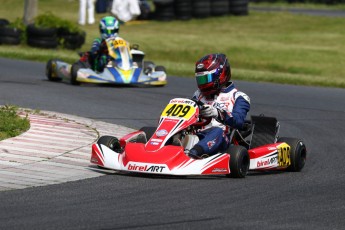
[[191, 99, 212, 127]]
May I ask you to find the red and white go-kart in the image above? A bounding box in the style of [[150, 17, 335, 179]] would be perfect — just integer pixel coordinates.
[[90, 98, 307, 178]]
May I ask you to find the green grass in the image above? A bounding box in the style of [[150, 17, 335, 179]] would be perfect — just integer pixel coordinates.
[[1, 0, 345, 88], [0, 105, 30, 141]]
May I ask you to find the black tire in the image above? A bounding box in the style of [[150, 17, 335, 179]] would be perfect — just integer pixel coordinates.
[[227, 145, 250, 178], [27, 24, 57, 37], [27, 37, 59, 49], [139, 126, 156, 143], [174, 0, 192, 20], [0, 36, 21, 45], [46, 59, 63, 82], [278, 137, 307, 172], [143, 61, 156, 74], [0, 19, 10, 27], [62, 32, 86, 50], [70, 62, 88, 85], [144, 61, 155, 68], [211, 0, 230, 16], [155, 65, 166, 72], [154, 0, 175, 21], [0, 27, 22, 37], [229, 0, 249, 16], [97, 136, 122, 153], [192, 0, 211, 18]]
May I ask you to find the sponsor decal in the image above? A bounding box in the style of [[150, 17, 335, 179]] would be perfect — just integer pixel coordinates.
[[219, 96, 229, 101], [59, 66, 70, 77], [158, 75, 166, 81], [169, 99, 195, 105], [207, 138, 217, 149], [128, 163, 166, 173], [151, 138, 163, 142], [257, 156, 278, 167], [150, 141, 160, 145], [156, 129, 168, 137], [212, 168, 227, 173], [164, 118, 179, 123], [197, 63, 204, 69]]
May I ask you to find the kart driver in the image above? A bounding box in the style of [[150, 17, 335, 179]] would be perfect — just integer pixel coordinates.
[[80, 16, 120, 72], [189, 53, 251, 159]]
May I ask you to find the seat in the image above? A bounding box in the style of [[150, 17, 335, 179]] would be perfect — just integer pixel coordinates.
[[249, 115, 280, 149]]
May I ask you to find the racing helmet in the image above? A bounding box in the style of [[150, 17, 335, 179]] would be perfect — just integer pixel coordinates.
[[195, 53, 231, 96], [99, 16, 120, 39]]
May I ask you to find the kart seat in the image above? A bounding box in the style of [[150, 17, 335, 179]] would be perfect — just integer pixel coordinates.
[[249, 115, 280, 149]]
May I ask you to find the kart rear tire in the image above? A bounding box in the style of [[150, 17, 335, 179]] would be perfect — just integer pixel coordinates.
[[144, 61, 155, 69], [46, 59, 62, 82], [97, 136, 122, 153], [139, 126, 156, 143], [155, 65, 166, 72], [227, 145, 250, 178], [278, 137, 306, 172]]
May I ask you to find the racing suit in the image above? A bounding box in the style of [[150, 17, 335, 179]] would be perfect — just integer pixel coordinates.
[[79, 37, 110, 72], [89, 37, 111, 72], [190, 82, 250, 158]]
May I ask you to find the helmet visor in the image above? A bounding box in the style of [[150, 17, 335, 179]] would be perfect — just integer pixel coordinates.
[[195, 70, 220, 86]]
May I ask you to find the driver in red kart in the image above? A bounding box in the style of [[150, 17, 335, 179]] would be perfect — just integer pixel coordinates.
[[80, 16, 120, 72], [189, 53, 251, 159]]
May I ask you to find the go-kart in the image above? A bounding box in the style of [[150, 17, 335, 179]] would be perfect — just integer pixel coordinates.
[[45, 36, 167, 86], [90, 98, 307, 178]]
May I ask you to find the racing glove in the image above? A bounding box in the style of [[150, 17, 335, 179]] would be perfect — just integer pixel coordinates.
[[200, 105, 219, 118]]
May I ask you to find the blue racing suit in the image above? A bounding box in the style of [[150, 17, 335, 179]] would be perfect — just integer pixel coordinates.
[[190, 82, 250, 158]]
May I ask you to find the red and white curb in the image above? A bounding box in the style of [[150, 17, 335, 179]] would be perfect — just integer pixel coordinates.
[[0, 110, 134, 191]]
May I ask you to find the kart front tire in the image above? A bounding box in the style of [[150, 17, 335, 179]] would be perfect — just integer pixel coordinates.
[[46, 59, 62, 82], [70, 62, 82, 85], [227, 145, 250, 178], [278, 137, 306, 172], [97, 136, 122, 153]]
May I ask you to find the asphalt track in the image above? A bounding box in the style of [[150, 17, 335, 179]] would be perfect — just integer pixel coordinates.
[[0, 57, 345, 229]]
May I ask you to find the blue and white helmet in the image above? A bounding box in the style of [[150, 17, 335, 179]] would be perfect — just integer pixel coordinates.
[[99, 16, 120, 39]]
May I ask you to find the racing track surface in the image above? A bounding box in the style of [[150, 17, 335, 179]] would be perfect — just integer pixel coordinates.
[[0, 58, 345, 230]]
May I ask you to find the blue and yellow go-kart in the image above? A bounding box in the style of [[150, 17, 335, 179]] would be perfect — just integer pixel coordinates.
[[45, 36, 167, 86]]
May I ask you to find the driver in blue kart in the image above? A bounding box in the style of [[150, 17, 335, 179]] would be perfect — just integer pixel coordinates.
[[80, 16, 120, 72], [189, 53, 251, 159]]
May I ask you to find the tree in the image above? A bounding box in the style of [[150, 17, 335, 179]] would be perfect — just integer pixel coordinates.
[[23, 0, 38, 25]]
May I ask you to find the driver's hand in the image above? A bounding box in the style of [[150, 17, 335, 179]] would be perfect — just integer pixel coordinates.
[[200, 105, 218, 118]]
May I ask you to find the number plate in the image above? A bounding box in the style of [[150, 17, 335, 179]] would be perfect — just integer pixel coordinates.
[[161, 99, 196, 120], [277, 143, 291, 167]]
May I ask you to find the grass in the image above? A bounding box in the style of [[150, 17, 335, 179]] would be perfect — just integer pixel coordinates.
[[0, 105, 30, 141], [0, 0, 345, 88]]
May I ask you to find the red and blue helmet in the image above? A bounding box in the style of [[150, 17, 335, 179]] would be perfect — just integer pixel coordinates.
[[195, 53, 231, 96]]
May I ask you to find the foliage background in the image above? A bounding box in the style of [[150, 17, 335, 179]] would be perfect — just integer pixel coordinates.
[[0, 0, 345, 88]]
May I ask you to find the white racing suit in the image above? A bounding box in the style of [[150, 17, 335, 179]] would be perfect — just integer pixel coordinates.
[[190, 82, 250, 158]]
